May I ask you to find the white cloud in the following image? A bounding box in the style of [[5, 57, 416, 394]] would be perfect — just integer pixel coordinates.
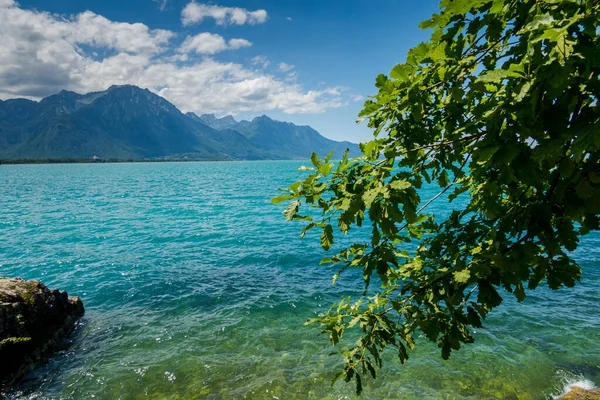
[[153, 0, 168, 11], [228, 38, 252, 50], [0, 1, 344, 114], [70, 11, 175, 55], [278, 62, 294, 72], [177, 33, 251, 55], [178, 33, 224, 54], [181, 2, 267, 26], [286, 17, 292, 21], [155, 61, 344, 114], [251, 56, 269, 69], [351, 94, 365, 102], [285, 71, 298, 82]]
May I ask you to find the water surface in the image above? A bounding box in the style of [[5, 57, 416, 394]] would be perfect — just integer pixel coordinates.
[[1, 161, 598, 399]]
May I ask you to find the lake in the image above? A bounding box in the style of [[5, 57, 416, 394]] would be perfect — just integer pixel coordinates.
[[1, 161, 598, 399]]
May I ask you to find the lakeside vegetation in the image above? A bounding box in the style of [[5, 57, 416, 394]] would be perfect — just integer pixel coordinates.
[[276, 0, 600, 393]]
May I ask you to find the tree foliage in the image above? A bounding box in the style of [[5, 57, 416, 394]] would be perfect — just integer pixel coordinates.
[[274, 0, 599, 394]]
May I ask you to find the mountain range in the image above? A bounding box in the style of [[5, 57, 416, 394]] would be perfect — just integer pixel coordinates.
[[0, 85, 360, 161]]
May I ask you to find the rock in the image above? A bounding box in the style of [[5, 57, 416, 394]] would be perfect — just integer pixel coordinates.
[[0, 277, 84, 386], [560, 387, 600, 399]]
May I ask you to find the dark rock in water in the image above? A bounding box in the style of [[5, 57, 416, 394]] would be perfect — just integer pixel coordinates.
[[560, 387, 600, 399], [0, 277, 84, 386]]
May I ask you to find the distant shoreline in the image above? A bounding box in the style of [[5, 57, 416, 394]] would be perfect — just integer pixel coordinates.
[[0, 158, 297, 165]]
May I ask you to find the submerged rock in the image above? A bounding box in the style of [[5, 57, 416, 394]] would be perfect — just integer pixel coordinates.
[[0, 277, 84, 386], [560, 387, 600, 399]]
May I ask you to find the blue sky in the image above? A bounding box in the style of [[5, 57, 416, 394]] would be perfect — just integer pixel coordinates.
[[1, 0, 439, 143]]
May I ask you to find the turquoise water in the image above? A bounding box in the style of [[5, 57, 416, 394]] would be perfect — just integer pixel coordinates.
[[0, 161, 598, 399]]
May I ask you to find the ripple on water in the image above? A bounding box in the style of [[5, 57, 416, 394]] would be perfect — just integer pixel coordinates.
[[0, 161, 599, 399]]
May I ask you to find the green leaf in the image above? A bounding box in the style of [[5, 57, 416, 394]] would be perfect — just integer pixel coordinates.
[[576, 180, 593, 199], [477, 68, 524, 82], [289, 181, 302, 192], [490, 0, 504, 13], [360, 140, 380, 159], [467, 306, 483, 328], [363, 188, 379, 208], [321, 224, 334, 250], [371, 224, 381, 246], [310, 152, 321, 168], [419, 16, 438, 29], [283, 200, 300, 221], [453, 269, 471, 284], [271, 194, 292, 204], [325, 150, 335, 163], [437, 170, 449, 187], [390, 64, 412, 82], [514, 282, 526, 302], [516, 82, 532, 102], [537, 27, 563, 42], [403, 201, 417, 224], [366, 360, 377, 379], [347, 316, 361, 328], [300, 222, 316, 238], [474, 146, 499, 163], [390, 180, 411, 191], [358, 100, 380, 117], [355, 372, 362, 395], [470, 81, 487, 91], [523, 13, 554, 32], [319, 162, 333, 176], [338, 218, 350, 234], [375, 74, 389, 88]]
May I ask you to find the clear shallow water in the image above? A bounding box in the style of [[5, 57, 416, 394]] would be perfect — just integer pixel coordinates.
[[0, 161, 598, 400]]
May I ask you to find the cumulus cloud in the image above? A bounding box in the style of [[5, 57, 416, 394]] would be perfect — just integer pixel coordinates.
[[278, 62, 294, 72], [155, 61, 344, 114], [0, 1, 173, 97], [0, 0, 344, 114], [181, 2, 267, 26], [177, 33, 251, 55], [228, 38, 252, 50], [70, 11, 175, 55]]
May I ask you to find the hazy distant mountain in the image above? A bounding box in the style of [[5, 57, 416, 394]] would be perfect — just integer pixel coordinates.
[[190, 113, 239, 131], [190, 113, 362, 159], [0, 85, 360, 160]]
